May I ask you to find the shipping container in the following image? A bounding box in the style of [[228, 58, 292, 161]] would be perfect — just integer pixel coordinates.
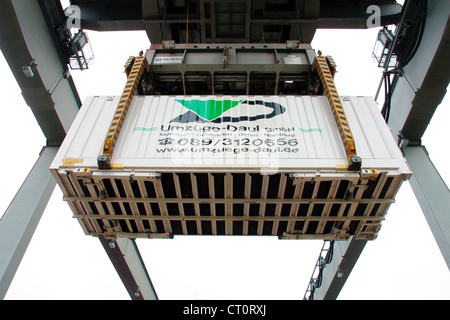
[[50, 95, 411, 240]]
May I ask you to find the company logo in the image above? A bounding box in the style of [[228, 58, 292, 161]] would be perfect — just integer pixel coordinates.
[[170, 99, 286, 123]]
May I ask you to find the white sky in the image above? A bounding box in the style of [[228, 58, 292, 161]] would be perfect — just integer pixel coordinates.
[[0, 22, 449, 300]]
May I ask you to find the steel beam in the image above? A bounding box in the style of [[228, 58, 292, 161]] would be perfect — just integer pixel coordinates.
[[318, 3, 401, 28], [403, 146, 450, 269], [0, 0, 159, 300], [0, 146, 58, 299], [387, 0, 450, 144], [379, 0, 450, 268], [306, 237, 367, 300], [70, 0, 400, 44], [99, 237, 158, 300], [0, 0, 81, 146]]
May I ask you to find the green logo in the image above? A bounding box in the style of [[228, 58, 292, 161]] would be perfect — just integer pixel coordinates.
[[175, 99, 244, 122], [171, 99, 286, 123]]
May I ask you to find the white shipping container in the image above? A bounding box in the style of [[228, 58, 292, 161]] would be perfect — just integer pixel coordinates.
[[51, 95, 411, 240]]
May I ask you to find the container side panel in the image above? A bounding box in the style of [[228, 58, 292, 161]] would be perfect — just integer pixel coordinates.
[[344, 96, 394, 160], [51, 95, 411, 240]]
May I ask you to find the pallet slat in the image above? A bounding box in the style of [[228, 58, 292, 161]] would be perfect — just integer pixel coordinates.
[[58, 171, 405, 240]]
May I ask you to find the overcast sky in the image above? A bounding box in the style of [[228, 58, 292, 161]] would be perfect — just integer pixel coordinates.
[[1, 14, 449, 300]]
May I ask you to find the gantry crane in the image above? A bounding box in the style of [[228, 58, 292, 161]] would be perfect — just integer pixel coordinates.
[[0, 0, 448, 300]]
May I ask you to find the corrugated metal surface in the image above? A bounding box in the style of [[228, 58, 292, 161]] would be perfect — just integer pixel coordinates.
[[51, 95, 411, 240], [52, 95, 410, 172]]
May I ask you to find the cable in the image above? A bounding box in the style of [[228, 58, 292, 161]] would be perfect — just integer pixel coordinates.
[[381, 71, 399, 123], [381, 73, 389, 119], [260, 23, 266, 43], [295, 0, 305, 42], [186, 0, 189, 43], [378, 0, 427, 123], [304, 240, 335, 300], [325, 240, 334, 263], [160, 5, 167, 41], [397, 0, 427, 68]]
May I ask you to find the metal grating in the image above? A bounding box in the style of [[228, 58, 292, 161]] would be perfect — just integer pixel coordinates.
[[57, 169, 405, 240]]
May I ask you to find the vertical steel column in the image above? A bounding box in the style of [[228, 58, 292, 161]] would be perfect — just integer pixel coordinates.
[[0, 146, 57, 299], [403, 146, 450, 269]]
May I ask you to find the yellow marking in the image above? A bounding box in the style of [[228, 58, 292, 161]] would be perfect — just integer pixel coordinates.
[[110, 163, 123, 168], [314, 55, 357, 163], [62, 158, 84, 166], [102, 56, 147, 159]]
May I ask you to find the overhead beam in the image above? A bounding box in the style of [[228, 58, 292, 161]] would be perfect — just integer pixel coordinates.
[[70, 0, 401, 44], [0, 147, 58, 299], [318, 3, 402, 28], [99, 237, 158, 300], [142, 0, 162, 45]]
